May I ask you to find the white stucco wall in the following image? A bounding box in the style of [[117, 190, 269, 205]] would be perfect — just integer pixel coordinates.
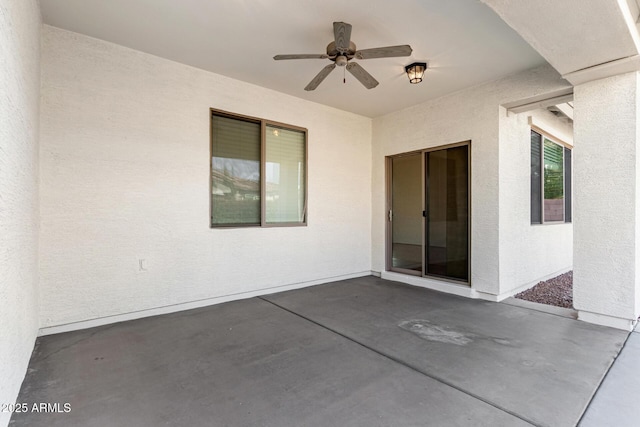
[[498, 108, 573, 297], [372, 65, 571, 298], [0, 1, 41, 425], [573, 72, 640, 329], [39, 25, 372, 329]]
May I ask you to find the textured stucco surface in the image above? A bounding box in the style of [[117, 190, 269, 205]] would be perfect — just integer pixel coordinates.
[[0, 1, 41, 426], [372, 64, 571, 296], [498, 108, 573, 296], [39, 26, 373, 328], [482, 0, 637, 76], [573, 72, 640, 322]]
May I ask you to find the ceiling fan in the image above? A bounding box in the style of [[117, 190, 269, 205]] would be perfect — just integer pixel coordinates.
[[274, 22, 413, 91]]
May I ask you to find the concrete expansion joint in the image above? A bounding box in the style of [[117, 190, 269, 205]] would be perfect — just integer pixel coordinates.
[[257, 296, 539, 427]]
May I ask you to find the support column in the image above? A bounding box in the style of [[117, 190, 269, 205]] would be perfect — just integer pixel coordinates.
[[573, 72, 640, 330]]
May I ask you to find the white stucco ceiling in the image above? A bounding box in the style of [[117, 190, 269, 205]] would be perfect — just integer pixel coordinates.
[[39, 0, 548, 118], [482, 0, 640, 80]]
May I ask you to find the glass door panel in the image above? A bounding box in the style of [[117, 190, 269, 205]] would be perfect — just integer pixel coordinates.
[[426, 145, 469, 281], [390, 154, 423, 273]]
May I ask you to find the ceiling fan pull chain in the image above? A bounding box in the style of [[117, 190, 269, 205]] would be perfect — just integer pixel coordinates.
[[343, 67, 346, 84]]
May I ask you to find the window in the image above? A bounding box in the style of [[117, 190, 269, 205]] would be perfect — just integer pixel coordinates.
[[210, 110, 307, 227], [530, 129, 571, 224]]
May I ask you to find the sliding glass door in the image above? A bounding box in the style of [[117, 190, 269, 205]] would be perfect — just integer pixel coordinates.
[[389, 154, 423, 273], [387, 143, 470, 283], [425, 145, 469, 281]]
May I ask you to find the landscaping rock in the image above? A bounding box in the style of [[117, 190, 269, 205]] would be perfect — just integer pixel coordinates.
[[515, 271, 573, 309]]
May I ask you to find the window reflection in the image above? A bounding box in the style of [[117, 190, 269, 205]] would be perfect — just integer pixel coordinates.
[[265, 126, 306, 223], [211, 115, 260, 225]]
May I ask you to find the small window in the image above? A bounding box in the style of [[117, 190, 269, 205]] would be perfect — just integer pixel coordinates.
[[530, 129, 571, 224], [211, 110, 307, 227]]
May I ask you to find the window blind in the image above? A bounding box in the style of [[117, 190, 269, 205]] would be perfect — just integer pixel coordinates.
[[531, 131, 542, 224], [265, 125, 306, 223], [211, 114, 261, 225]]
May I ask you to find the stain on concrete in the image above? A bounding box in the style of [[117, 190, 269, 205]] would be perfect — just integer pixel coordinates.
[[398, 319, 514, 347], [491, 338, 512, 346], [398, 320, 474, 346]]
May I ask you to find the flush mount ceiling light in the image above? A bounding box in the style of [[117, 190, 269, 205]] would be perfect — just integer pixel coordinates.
[[405, 62, 427, 84]]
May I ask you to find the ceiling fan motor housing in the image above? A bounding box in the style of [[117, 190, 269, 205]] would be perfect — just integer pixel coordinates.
[[327, 41, 356, 57]]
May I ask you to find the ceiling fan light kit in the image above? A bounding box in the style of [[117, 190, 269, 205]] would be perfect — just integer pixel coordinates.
[[274, 21, 413, 91], [405, 62, 427, 84]]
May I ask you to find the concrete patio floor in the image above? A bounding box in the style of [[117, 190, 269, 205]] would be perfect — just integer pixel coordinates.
[[10, 276, 631, 426]]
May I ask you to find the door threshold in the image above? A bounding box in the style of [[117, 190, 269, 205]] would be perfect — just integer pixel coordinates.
[[381, 271, 487, 300]]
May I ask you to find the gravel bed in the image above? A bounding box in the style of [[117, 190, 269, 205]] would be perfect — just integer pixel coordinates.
[[515, 271, 573, 309]]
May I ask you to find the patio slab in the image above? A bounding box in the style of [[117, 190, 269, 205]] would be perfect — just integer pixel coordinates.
[[11, 275, 628, 427], [11, 294, 528, 427], [579, 328, 640, 426], [264, 276, 627, 427]]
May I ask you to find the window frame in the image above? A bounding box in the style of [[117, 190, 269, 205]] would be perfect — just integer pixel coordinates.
[[530, 126, 572, 225], [209, 108, 308, 228]]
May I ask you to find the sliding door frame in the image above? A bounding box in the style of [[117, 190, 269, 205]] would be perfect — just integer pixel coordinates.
[[385, 141, 471, 285], [385, 150, 425, 276]]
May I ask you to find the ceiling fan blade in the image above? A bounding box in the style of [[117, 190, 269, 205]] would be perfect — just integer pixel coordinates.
[[346, 62, 379, 89], [355, 45, 413, 60], [333, 22, 352, 53], [274, 54, 329, 60], [304, 64, 337, 91]]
